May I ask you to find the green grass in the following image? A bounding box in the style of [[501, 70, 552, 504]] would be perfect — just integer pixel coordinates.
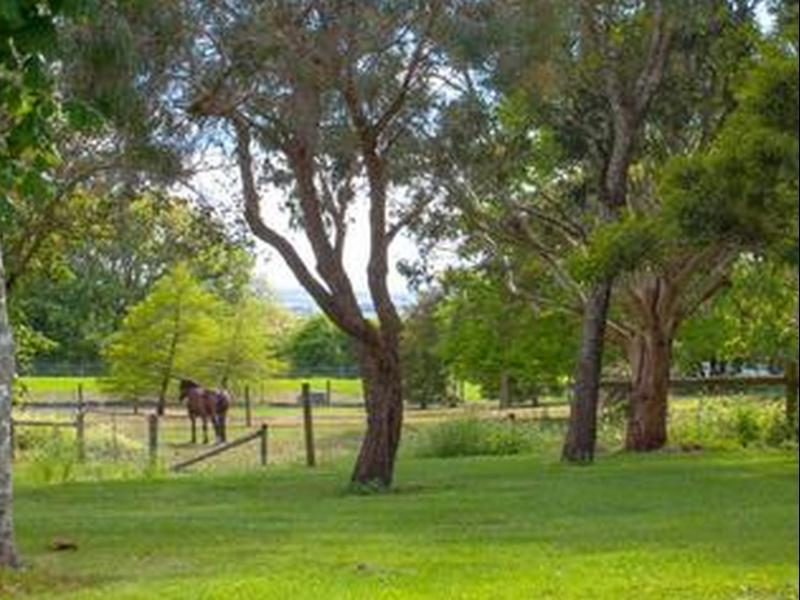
[[18, 377, 108, 395], [3, 449, 797, 599], [17, 376, 364, 400]]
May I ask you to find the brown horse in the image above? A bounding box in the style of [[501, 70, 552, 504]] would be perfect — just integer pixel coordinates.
[[178, 379, 230, 444]]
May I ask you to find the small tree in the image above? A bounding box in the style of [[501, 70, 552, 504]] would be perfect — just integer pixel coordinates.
[[284, 315, 358, 377], [104, 264, 221, 414], [194, 294, 288, 390], [400, 292, 451, 409]]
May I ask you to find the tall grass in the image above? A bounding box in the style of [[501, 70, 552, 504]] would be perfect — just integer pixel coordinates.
[[412, 416, 562, 458]]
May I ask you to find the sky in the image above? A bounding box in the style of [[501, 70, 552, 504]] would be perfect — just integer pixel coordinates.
[[190, 156, 438, 310]]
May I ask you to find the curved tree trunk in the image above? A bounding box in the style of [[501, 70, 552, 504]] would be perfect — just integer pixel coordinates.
[[562, 281, 612, 463], [351, 343, 403, 488], [625, 330, 672, 451], [0, 244, 21, 568]]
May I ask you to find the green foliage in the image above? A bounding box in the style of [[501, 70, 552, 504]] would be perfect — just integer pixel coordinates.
[[660, 44, 799, 255], [191, 294, 289, 388], [103, 263, 222, 399], [413, 417, 541, 459], [435, 270, 577, 400], [400, 293, 454, 408], [676, 258, 798, 368], [669, 397, 797, 451], [284, 315, 358, 375], [569, 214, 665, 284], [11, 192, 253, 366]]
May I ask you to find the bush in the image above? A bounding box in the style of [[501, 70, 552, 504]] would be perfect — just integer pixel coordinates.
[[413, 417, 539, 459], [669, 397, 797, 450]]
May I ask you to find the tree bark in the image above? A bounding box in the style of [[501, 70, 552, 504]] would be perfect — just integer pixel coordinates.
[[625, 329, 672, 451], [0, 244, 21, 568], [351, 342, 404, 488], [562, 281, 612, 463]]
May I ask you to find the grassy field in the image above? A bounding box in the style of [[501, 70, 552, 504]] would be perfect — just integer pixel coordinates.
[[16, 376, 491, 404], [2, 447, 797, 599]]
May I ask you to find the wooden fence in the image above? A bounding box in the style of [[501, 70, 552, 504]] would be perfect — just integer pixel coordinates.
[[10, 412, 86, 461], [170, 424, 269, 472]]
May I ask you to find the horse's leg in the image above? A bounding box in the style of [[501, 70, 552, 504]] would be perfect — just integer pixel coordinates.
[[202, 416, 209, 444], [220, 414, 227, 443], [190, 415, 196, 444]]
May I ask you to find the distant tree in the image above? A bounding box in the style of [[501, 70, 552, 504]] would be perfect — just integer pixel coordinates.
[[103, 264, 222, 415], [400, 292, 451, 409], [285, 316, 358, 377], [677, 259, 798, 370], [11, 191, 252, 367], [193, 294, 289, 390], [435, 269, 578, 405]]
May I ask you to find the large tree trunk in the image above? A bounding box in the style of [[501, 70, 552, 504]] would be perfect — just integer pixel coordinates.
[[625, 329, 672, 451], [0, 244, 21, 568], [562, 281, 612, 463], [351, 343, 403, 488]]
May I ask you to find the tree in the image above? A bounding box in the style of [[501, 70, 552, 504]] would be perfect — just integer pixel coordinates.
[[677, 258, 798, 375], [194, 294, 288, 389], [284, 315, 358, 377], [83, 2, 458, 487], [11, 191, 252, 367], [0, 0, 93, 570], [103, 264, 222, 414], [430, 0, 682, 461], [435, 268, 577, 405], [400, 291, 452, 409]]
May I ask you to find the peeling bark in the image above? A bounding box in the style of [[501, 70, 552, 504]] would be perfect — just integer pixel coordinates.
[[351, 342, 404, 487], [625, 329, 672, 451]]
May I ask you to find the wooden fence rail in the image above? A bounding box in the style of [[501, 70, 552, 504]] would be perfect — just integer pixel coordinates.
[[171, 424, 268, 472], [10, 412, 85, 461]]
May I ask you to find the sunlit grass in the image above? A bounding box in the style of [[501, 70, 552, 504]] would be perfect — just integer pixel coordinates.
[[3, 447, 797, 599]]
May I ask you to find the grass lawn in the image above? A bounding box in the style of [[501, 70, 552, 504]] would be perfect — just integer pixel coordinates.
[[3, 449, 797, 599], [16, 376, 493, 403]]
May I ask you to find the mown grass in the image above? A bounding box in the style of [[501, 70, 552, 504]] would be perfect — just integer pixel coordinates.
[[3, 447, 797, 599], [16, 376, 492, 403], [17, 376, 364, 401]]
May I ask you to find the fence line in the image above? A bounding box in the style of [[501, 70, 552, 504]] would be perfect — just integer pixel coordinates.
[[171, 424, 269, 472], [10, 412, 85, 461]]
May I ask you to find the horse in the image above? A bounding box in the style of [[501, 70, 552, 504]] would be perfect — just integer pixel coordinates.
[[178, 379, 230, 444]]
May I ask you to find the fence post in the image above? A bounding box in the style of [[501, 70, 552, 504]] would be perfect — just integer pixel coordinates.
[[75, 410, 86, 462], [9, 421, 14, 461], [260, 423, 268, 466], [148, 413, 158, 467], [325, 379, 332, 406], [302, 383, 316, 467], [244, 385, 252, 427], [77, 383, 84, 412]]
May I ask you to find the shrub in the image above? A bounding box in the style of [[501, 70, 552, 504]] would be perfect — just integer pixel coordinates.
[[413, 417, 538, 459], [669, 397, 797, 450]]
